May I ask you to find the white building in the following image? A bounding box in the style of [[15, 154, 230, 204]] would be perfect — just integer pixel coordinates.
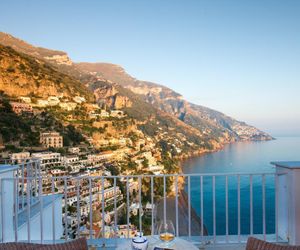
[[87, 152, 115, 164], [19, 96, 32, 103], [59, 102, 77, 111], [62, 155, 81, 173], [148, 165, 164, 175], [73, 96, 86, 104], [100, 110, 110, 118], [36, 99, 49, 107], [68, 147, 80, 154], [98, 186, 121, 202], [47, 96, 60, 106], [141, 151, 157, 166], [110, 110, 125, 118], [62, 155, 79, 165], [31, 152, 62, 170], [10, 152, 30, 163]]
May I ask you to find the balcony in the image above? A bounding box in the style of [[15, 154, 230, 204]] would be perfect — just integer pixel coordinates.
[[0, 160, 300, 249]]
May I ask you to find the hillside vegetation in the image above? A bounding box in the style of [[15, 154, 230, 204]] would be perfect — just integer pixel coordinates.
[[0, 94, 86, 149], [0, 44, 94, 101]]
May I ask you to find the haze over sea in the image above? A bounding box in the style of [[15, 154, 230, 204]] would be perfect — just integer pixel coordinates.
[[181, 137, 300, 235]]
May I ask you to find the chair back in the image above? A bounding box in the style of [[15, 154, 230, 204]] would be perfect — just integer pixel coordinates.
[[246, 237, 300, 250]]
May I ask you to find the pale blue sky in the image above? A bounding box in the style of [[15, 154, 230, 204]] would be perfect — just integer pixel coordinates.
[[0, 0, 299, 136]]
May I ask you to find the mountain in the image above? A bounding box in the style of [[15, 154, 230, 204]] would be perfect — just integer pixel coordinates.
[[0, 31, 273, 156], [0, 32, 94, 83], [0, 32, 72, 65], [76, 63, 273, 141]]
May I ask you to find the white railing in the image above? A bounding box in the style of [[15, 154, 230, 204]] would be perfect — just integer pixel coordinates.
[[0, 162, 288, 247]]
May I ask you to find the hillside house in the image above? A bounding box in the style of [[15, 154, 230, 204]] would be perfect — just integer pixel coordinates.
[[10, 151, 30, 163], [68, 147, 80, 154], [59, 102, 77, 111], [73, 96, 86, 104], [9, 101, 33, 114], [19, 96, 31, 103], [47, 96, 60, 106], [36, 99, 49, 107], [110, 110, 125, 118], [31, 152, 62, 171], [40, 132, 63, 148], [100, 110, 110, 118]]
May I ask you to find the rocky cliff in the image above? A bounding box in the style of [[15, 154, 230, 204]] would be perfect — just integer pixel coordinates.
[[76, 63, 273, 142], [0, 32, 72, 65], [0, 44, 93, 101]]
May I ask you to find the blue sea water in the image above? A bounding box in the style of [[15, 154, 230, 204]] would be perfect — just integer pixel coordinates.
[[181, 137, 300, 236]]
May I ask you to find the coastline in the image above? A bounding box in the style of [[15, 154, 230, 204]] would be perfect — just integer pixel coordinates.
[[175, 141, 231, 161], [176, 137, 275, 162]]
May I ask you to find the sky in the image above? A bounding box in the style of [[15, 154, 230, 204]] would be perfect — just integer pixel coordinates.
[[0, 0, 299, 136]]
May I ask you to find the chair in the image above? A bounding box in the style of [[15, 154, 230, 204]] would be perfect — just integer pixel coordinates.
[[246, 237, 300, 250], [0, 237, 88, 250]]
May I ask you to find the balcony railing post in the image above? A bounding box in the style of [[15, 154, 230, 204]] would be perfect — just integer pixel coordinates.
[[126, 177, 129, 238], [51, 178, 55, 243], [76, 178, 80, 239], [1, 179, 4, 242], [13, 178, 18, 242], [113, 177, 117, 227], [188, 175, 191, 238], [200, 175, 204, 240], [64, 177, 68, 241], [175, 175, 179, 237], [138, 176, 142, 234], [250, 175, 253, 236], [213, 175, 216, 243], [101, 177, 105, 241], [225, 175, 228, 243], [151, 176, 154, 236], [89, 178, 93, 240], [39, 176, 44, 243], [163, 176, 166, 226], [272, 161, 300, 245]]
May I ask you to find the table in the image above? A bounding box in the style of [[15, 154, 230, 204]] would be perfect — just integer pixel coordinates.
[[116, 236, 199, 250]]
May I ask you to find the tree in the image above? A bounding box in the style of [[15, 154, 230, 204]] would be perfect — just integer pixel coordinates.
[[142, 157, 149, 168]]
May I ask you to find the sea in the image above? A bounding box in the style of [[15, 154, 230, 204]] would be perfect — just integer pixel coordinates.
[[181, 137, 300, 236]]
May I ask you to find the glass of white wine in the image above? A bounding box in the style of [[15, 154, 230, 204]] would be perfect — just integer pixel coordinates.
[[158, 220, 175, 246]]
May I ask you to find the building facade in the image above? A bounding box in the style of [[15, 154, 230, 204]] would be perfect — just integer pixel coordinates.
[[40, 132, 63, 148], [9, 101, 33, 114]]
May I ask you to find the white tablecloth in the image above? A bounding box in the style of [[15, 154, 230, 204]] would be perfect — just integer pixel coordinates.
[[116, 236, 199, 250]]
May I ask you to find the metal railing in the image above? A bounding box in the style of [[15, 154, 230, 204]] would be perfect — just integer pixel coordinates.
[[0, 169, 287, 246]]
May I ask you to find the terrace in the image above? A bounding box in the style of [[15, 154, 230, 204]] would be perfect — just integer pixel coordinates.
[[0, 160, 300, 249]]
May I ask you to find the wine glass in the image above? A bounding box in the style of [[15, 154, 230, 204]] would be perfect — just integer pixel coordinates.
[[157, 220, 175, 245]]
